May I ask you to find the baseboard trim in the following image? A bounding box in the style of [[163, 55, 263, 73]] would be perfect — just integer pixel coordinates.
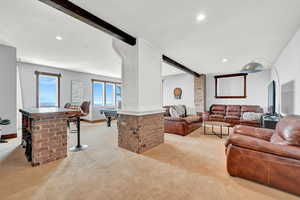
[[1, 133, 17, 139], [82, 119, 106, 123], [82, 119, 116, 124]]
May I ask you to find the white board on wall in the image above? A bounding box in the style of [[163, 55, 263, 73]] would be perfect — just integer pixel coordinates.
[[71, 80, 83, 104]]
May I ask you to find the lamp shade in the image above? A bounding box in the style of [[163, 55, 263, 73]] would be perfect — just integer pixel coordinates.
[[241, 62, 264, 73]]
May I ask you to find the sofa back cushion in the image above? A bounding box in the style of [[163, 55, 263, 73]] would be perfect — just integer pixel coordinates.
[[226, 105, 241, 117], [276, 115, 300, 147], [210, 105, 226, 115], [241, 105, 263, 115]]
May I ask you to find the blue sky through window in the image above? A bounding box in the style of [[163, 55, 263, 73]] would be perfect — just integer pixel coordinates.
[[105, 83, 114, 105], [93, 82, 121, 107], [39, 76, 58, 107], [93, 82, 104, 106]]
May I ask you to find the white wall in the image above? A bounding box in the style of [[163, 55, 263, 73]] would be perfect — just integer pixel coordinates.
[[206, 70, 271, 111], [0, 44, 16, 135], [18, 62, 121, 121], [163, 73, 195, 114], [272, 27, 300, 115]]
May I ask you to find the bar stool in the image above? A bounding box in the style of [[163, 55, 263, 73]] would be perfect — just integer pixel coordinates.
[[67, 101, 90, 152]]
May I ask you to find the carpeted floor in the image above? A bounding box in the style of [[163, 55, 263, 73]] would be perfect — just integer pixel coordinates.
[[0, 122, 299, 200]]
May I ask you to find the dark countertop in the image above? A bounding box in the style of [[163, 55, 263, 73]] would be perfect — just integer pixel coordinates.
[[19, 107, 81, 119]]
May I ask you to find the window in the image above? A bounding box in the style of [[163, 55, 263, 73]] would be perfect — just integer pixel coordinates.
[[92, 80, 121, 107], [93, 81, 104, 106], [35, 71, 61, 107], [115, 85, 122, 106], [105, 83, 115, 106]]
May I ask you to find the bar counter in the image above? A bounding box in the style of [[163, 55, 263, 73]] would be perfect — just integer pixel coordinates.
[[19, 107, 81, 166]]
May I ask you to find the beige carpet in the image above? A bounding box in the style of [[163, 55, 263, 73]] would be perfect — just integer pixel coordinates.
[[0, 122, 299, 200]]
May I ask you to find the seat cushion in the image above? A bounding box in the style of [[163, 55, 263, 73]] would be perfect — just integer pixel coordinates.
[[210, 114, 224, 119], [225, 115, 240, 120], [183, 115, 201, 124]]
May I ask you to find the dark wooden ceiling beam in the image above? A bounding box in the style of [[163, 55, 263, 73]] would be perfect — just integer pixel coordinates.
[[39, 0, 136, 45], [39, 0, 201, 77], [162, 55, 201, 77]]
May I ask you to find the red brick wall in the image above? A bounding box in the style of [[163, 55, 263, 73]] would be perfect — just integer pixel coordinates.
[[31, 119, 68, 165]]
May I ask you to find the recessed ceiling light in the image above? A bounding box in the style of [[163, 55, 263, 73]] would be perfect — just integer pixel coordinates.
[[196, 14, 206, 22], [56, 36, 63, 41], [222, 58, 229, 63]]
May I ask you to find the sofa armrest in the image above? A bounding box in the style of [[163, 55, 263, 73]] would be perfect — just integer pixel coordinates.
[[201, 112, 210, 121], [226, 134, 300, 161], [233, 125, 274, 141], [164, 117, 186, 122]]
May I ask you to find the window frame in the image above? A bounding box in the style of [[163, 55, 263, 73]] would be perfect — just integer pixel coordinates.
[[92, 79, 122, 107], [35, 71, 61, 108]]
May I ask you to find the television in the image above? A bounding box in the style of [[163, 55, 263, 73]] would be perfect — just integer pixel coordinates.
[[268, 81, 276, 115]]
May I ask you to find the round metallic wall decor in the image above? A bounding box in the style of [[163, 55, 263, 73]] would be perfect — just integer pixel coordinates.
[[174, 88, 182, 99]]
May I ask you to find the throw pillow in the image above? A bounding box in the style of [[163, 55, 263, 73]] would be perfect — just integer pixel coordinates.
[[173, 105, 186, 117], [242, 112, 263, 121], [169, 107, 180, 118]]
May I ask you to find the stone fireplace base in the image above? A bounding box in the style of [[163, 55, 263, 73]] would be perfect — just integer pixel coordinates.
[[117, 113, 164, 153]]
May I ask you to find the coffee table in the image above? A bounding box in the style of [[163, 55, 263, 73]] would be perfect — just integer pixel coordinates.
[[203, 121, 230, 138]]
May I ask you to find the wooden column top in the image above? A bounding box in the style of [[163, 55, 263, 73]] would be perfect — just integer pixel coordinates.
[[19, 107, 81, 119]]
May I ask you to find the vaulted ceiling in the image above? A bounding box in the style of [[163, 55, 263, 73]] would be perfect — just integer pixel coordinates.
[[1, 0, 300, 77]]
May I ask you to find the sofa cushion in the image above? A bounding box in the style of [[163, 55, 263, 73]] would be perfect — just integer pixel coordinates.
[[211, 105, 226, 111], [276, 115, 300, 147], [241, 105, 262, 114], [210, 114, 224, 119], [183, 115, 201, 124], [225, 115, 240, 120], [239, 119, 260, 124], [226, 105, 241, 113], [270, 132, 289, 145]]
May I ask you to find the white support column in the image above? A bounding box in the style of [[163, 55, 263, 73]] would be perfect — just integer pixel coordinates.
[[112, 38, 164, 153]]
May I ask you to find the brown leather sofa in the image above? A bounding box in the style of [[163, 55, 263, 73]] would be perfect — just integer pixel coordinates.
[[225, 115, 300, 196], [203, 104, 264, 127], [164, 105, 202, 136]]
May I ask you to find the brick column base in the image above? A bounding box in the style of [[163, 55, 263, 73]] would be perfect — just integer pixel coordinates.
[[117, 113, 164, 153], [31, 119, 68, 166]]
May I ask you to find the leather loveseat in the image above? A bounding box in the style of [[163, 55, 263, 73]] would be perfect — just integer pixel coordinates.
[[203, 104, 264, 127], [164, 105, 202, 136], [225, 115, 300, 196]]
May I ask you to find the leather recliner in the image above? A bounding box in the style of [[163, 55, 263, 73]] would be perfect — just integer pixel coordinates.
[[225, 115, 300, 196], [164, 105, 202, 136]]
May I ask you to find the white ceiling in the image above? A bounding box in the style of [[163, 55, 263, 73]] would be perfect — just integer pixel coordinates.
[[1, 0, 300, 77]]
